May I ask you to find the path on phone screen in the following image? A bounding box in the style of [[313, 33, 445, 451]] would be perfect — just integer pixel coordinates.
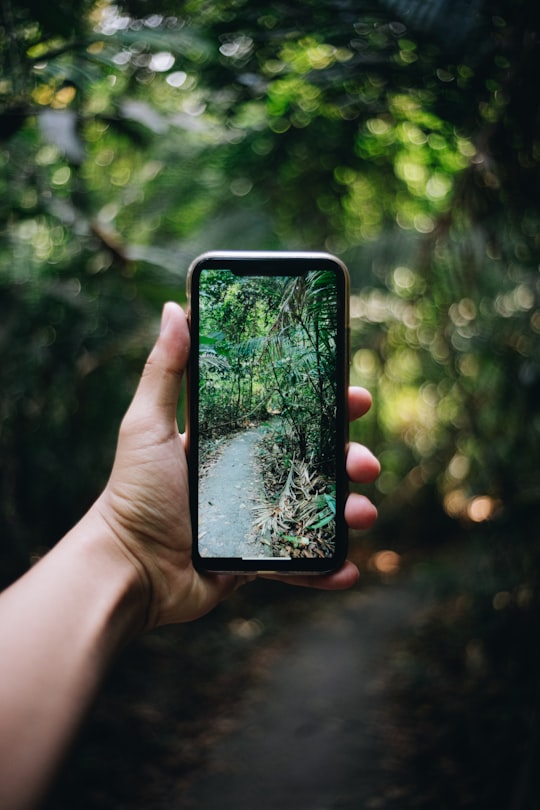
[[173, 582, 422, 810], [198, 426, 270, 559]]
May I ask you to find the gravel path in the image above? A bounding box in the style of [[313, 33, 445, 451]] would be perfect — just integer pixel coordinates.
[[198, 427, 271, 560]]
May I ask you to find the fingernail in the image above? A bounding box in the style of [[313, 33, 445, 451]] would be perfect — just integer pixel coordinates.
[[160, 302, 174, 336]]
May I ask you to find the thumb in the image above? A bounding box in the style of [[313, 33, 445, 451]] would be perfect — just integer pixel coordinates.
[[128, 302, 190, 425]]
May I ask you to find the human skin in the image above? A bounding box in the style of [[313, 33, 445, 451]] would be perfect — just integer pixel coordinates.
[[0, 302, 380, 810]]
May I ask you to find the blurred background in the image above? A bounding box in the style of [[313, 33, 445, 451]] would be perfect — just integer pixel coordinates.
[[2, 1, 540, 807]]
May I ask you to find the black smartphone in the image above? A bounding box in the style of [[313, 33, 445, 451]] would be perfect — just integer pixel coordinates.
[[186, 251, 350, 575]]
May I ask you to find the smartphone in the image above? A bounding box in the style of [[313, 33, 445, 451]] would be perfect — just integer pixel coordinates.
[[186, 251, 350, 575]]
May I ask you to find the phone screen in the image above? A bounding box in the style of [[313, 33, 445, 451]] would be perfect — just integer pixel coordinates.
[[187, 252, 349, 574]]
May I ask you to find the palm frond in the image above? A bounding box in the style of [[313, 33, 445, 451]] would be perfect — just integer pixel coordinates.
[[252, 458, 335, 549]]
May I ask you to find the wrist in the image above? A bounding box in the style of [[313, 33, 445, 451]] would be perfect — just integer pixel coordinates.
[[60, 500, 151, 646]]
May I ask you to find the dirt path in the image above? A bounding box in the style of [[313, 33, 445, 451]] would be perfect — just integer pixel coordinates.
[[173, 582, 420, 810], [198, 426, 271, 560]]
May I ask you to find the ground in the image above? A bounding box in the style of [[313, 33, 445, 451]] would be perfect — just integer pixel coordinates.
[[44, 574, 426, 810], [174, 583, 419, 810], [198, 426, 269, 559]]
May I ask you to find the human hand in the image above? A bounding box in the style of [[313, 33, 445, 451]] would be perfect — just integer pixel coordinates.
[[93, 302, 379, 631]]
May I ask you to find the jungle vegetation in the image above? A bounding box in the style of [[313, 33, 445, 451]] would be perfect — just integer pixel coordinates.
[[2, 0, 540, 806], [197, 268, 341, 557]]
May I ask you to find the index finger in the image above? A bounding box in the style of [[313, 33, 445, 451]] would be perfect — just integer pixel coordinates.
[[348, 386, 373, 421]]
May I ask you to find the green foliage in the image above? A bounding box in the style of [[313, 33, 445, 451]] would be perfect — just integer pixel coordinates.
[[0, 0, 538, 547], [197, 270, 338, 471], [1, 0, 540, 805], [0, 0, 538, 543]]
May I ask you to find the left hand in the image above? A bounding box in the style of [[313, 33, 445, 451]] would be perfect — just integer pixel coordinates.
[[92, 302, 380, 630]]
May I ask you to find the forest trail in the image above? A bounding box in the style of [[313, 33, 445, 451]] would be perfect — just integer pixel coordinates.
[[198, 426, 270, 560], [173, 582, 420, 810]]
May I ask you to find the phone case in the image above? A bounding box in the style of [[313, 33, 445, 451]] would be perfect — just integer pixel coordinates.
[[186, 251, 350, 574]]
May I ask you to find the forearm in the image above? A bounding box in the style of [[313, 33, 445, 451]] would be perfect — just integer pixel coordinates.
[[0, 511, 146, 810]]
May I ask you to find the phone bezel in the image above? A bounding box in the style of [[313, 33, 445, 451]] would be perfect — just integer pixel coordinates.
[[186, 251, 350, 575]]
